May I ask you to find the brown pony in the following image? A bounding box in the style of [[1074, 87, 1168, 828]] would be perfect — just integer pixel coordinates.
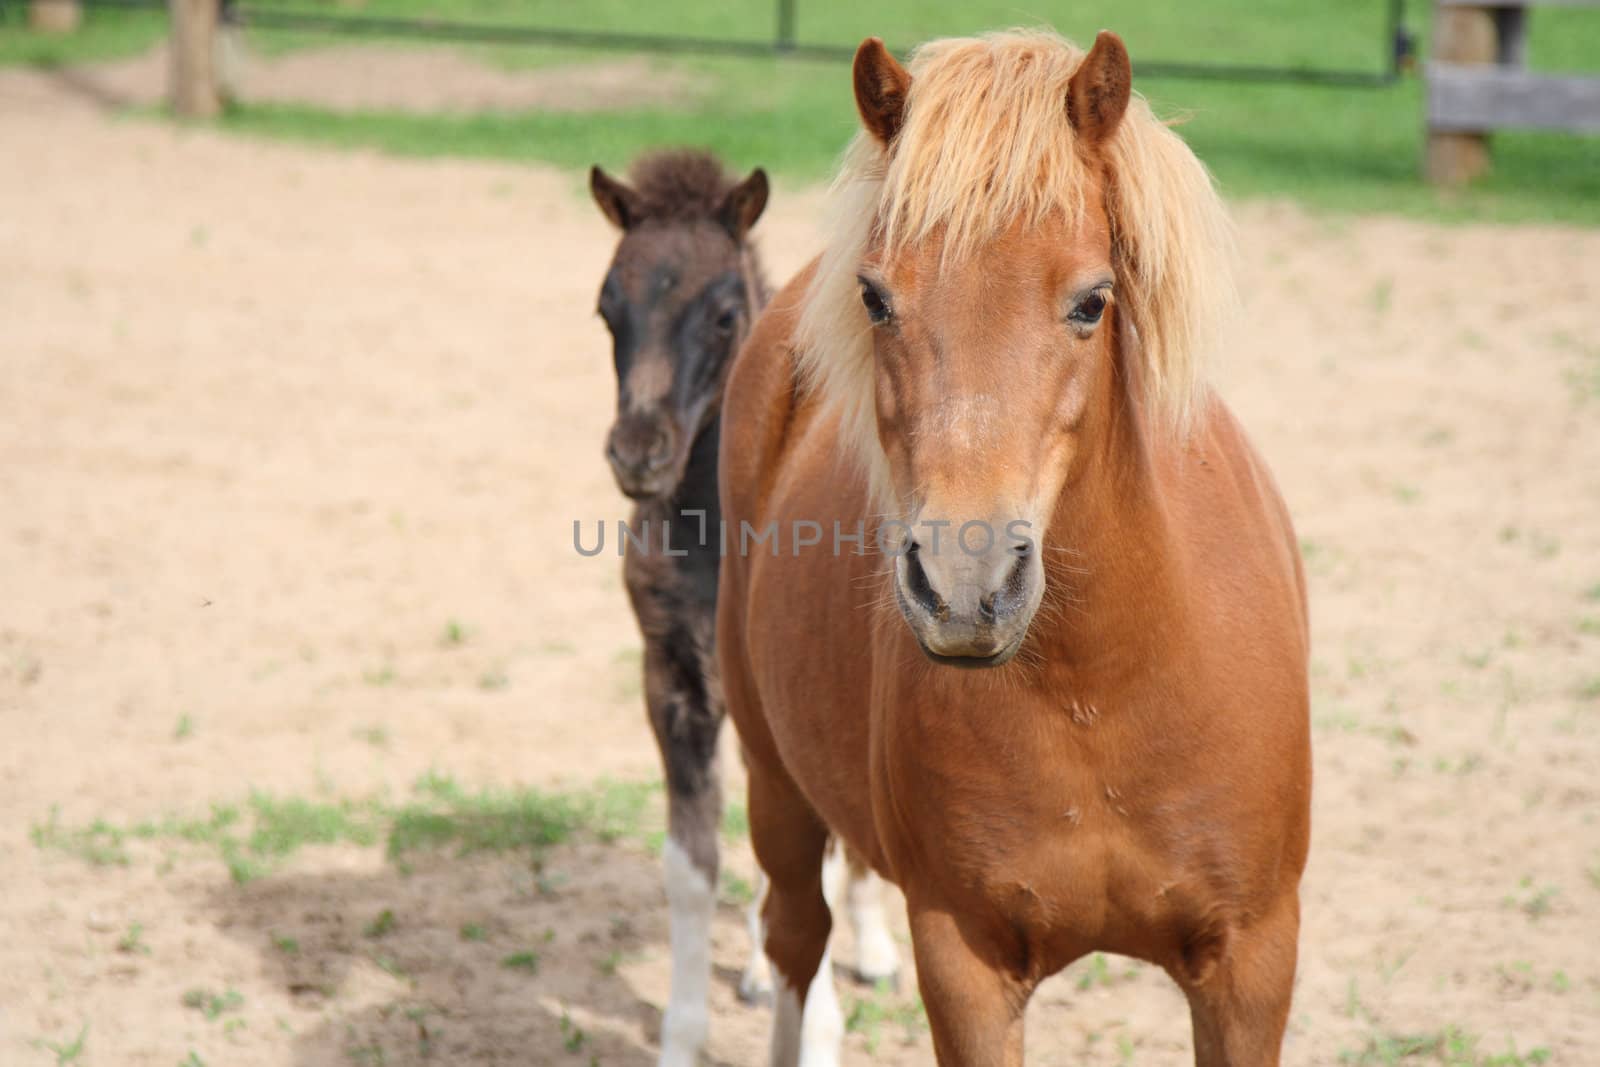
[[717, 30, 1311, 1066]]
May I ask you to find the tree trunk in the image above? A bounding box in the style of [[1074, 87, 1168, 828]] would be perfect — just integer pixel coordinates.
[[169, 0, 222, 119], [27, 0, 82, 33]]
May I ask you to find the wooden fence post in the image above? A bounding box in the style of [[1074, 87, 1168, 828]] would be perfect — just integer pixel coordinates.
[[1425, 3, 1500, 184], [169, 0, 222, 118], [27, 0, 82, 33]]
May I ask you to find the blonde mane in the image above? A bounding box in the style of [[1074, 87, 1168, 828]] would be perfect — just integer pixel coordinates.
[[796, 29, 1237, 508]]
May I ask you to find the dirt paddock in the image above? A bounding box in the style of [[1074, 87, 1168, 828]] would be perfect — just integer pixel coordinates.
[[1, 65, 1598, 1066]]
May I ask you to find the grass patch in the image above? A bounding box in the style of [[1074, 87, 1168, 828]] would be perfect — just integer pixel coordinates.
[[204, 1, 1600, 223], [1339, 1026, 1550, 1065], [364, 908, 398, 938], [1503, 877, 1559, 920], [386, 771, 656, 861], [7, 1, 1597, 220], [501, 949, 541, 973], [721, 871, 755, 906], [117, 922, 151, 955], [0, 6, 164, 66], [39, 1023, 89, 1065], [721, 799, 749, 841], [32, 773, 664, 882], [182, 987, 245, 1022], [844, 990, 927, 1052]]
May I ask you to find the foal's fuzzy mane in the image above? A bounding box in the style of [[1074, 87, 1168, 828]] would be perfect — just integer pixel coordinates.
[[626, 149, 742, 224], [796, 30, 1237, 508]]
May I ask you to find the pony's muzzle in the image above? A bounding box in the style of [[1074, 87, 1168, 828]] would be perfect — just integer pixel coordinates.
[[895, 538, 1041, 668], [606, 416, 678, 500]]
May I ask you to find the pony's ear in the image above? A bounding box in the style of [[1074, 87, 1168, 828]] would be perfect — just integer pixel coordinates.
[[720, 167, 769, 239], [590, 165, 642, 230], [1067, 31, 1132, 146], [853, 37, 911, 147]]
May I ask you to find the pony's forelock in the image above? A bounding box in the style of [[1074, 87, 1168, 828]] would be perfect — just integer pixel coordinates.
[[796, 30, 1237, 510]]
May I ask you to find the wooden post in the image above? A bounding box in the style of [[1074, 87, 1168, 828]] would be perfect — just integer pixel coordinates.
[[1425, 3, 1499, 184], [27, 0, 82, 33], [169, 0, 222, 119]]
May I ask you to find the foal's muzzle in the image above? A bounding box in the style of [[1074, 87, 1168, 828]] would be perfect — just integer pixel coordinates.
[[894, 537, 1042, 668], [606, 414, 679, 500]]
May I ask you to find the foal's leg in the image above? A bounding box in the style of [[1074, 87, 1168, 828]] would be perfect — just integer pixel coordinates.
[[1179, 894, 1301, 1067], [842, 847, 901, 986], [906, 903, 1030, 1067], [748, 768, 843, 1067], [644, 634, 725, 1067], [739, 868, 775, 1003]]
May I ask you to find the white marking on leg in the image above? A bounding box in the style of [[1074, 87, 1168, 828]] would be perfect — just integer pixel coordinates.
[[770, 979, 804, 1067], [820, 842, 847, 908], [740, 868, 775, 1003], [659, 839, 713, 1067], [847, 868, 901, 984], [798, 945, 844, 1067]]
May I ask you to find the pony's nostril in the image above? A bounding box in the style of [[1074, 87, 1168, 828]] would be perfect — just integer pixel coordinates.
[[647, 432, 672, 466], [978, 592, 998, 622], [903, 542, 947, 620]]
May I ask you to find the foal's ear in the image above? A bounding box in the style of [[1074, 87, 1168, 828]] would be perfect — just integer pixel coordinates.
[[720, 167, 769, 240], [1067, 30, 1132, 146], [590, 165, 642, 230], [853, 37, 912, 147]]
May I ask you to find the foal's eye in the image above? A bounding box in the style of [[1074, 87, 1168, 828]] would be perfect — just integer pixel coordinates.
[[859, 281, 892, 325], [714, 307, 739, 333], [1068, 289, 1109, 326]]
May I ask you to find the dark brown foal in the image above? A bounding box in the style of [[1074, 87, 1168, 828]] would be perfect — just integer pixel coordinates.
[[588, 150, 899, 1067]]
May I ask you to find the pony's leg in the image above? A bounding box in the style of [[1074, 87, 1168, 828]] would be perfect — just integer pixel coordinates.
[[739, 868, 775, 1003], [906, 903, 1029, 1067], [843, 847, 900, 986], [748, 767, 842, 1067], [1179, 894, 1300, 1067], [644, 636, 725, 1067]]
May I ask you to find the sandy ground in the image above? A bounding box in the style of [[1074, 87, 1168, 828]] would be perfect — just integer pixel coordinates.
[[1, 61, 1598, 1067]]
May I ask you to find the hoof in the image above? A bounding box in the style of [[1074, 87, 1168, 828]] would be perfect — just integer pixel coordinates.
[[738, 972, 775, 1006], [853, 932, 902, 991], [853, 966, 900, 993]]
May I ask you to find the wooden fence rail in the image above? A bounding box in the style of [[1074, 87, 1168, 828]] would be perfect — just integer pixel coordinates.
[[1426, 0, 1600, 183]]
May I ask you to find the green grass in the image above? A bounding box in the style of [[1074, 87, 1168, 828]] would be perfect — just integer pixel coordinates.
[[3, 1, 1598, 220], [117, 921, 151, 955], [0, 6, 163, 66], [1338, 1026, 1550, 1066], [31, 772, 663, 881], [364, 908, 398, 938], [386, 770, 657, 860], [500, 949, 541, 973], [843, 989, 927, 1053], [40, 1023, 89, 1065], [181, 987, 245, 1021]]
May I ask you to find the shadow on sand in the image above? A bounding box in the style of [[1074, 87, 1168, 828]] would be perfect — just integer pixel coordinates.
[[189, 839, 753, 1066]]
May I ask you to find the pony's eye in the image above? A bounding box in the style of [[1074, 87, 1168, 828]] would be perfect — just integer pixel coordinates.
[[1069, 290, 1109, 326], [860, 282, 892, 325], [714, 307, 739, 332]]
